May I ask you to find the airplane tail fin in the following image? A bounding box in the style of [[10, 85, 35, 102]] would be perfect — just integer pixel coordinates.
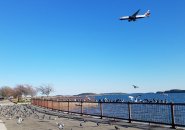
[[144, 10, 150, 17]]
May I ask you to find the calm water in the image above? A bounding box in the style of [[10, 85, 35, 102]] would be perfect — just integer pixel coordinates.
[[94, 93, 185, 103], [84, 93, 185, 126]]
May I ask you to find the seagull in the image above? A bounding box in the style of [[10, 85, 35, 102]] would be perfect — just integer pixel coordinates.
[[58, 124, 64, 129], [56, 122, 64, 129], [48, 115, 52, 120], [17, 117, 23, 124], [133, 85, 139, 89], [41, 114, 45, 120], [115, 125, 120, 130], [96, 122, 100, 126], [34, 113, 39, 119], [83, 119, 86, 123]]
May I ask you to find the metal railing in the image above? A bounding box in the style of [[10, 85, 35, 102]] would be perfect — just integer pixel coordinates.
[[31, 98, 185, 128]]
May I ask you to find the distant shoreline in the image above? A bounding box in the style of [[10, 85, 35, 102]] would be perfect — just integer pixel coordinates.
[[76, 90, 185, 96], [156, 89, 185, 94]]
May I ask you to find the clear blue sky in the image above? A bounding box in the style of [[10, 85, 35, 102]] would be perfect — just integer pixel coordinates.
[[0, 0, 185, 95]]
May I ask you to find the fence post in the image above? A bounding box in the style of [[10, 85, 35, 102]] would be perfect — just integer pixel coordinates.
[[59, 100, 61, 111], [81, 100, 83, 116], [61, 100, 63, 111], [100, 101, 103, 119], [42, 98, 44, 107], [41, 98, 44, 107], [57, 99, 60, 111], [68, 99, 70, 114], [52, 99, 53, 110], [47, 99, 48, 109], [128, 102, 132, 123], [170, 103, 175, 129]]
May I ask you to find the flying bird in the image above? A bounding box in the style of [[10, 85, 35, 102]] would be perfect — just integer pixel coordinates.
[[133, 85, 139, 89]]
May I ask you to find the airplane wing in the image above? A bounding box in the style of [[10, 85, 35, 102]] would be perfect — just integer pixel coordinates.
[[132, 9, 140, 17]]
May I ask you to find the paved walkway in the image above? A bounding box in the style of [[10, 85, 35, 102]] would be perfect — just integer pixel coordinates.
[[0, 120, 7, 130]]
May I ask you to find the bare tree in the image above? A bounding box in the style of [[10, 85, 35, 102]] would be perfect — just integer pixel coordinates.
[[13, 85, 26, 101], [0, 86, 14, 98], [13, 84, 37, 101], [24, 84, 37, 97], [37, 84, 54, 96]]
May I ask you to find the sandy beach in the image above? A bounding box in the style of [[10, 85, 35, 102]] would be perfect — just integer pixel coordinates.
[[0, 100, 184, 130]]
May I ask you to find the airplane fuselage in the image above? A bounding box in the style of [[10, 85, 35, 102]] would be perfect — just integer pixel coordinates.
[[120, 15, 147, 21], [120, 10, 150, 22]]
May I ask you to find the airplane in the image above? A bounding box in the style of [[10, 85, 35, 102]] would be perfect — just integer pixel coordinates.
[[120, 9, 150, 22], [132, 85, 139, 89]]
